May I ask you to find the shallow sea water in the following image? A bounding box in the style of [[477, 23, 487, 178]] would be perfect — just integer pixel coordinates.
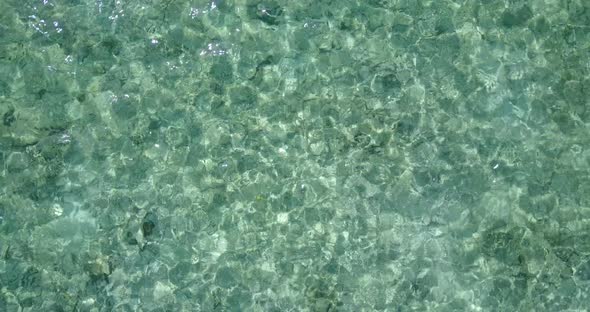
[[1, 0, 590, 311]]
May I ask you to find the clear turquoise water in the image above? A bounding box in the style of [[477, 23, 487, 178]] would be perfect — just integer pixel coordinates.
[[1, 0, 589, 311]]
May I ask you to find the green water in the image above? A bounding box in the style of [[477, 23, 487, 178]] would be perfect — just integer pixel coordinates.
[[1, 0, 589, 311]]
